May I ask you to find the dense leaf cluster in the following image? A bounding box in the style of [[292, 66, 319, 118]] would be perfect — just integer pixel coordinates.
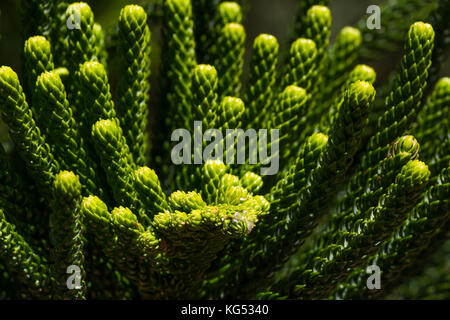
[[0, 0, 448, 300]]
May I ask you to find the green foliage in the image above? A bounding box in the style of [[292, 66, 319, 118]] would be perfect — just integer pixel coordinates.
[[50, 171, 86, 299], [116, 5, 151, 167], [244, 34, 279, 130], [0, 1, 448, 300]]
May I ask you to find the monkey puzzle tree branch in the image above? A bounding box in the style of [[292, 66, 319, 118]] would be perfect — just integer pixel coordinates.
[[0, 66, 59, 198], [333, 166, 449, 300], [117, 5, 151, 167], [49, 171, 86, 299]]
